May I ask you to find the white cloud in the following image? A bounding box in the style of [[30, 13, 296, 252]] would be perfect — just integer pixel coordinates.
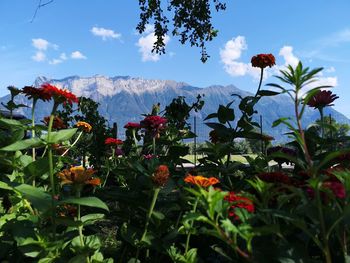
[[49, 58, 63, 65], [60, 53, 67, 60], [137, 30, 170, 62], [71, 51, 87, 59], [220, 36, 261, 78], [32, 38, 50, 50], [32, 51, 46, 62], [325, 66, 336, 73], [279, 46, 299, 67], [316, 76, 338, 87], [91, 26, 121, 40]]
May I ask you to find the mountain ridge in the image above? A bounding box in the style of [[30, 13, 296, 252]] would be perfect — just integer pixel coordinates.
[[1, 75, 349, 142]]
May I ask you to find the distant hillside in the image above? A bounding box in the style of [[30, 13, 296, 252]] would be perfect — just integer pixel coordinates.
[[1, 75, 349, 142]]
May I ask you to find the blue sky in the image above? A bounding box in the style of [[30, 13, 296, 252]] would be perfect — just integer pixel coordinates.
[[1, 1, 350, 117]]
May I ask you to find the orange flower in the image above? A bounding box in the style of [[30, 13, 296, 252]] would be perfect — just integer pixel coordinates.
[[152, 165, 170, 187], [57, 166, 100, 186], [75, 121, 92, 132], [184, 174, 219, 187]]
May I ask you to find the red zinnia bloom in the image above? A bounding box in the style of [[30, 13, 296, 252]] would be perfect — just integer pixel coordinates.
[[105, 137, 123, 146], [140, 115, 167, 137], [22, 86, 51, 101], [257, 171, 291, 185], [152, 165, 170, 187], [43, 116, 67, 130], [184, 174, 219, 187], [251, 54, 275, 69], [225, 192, 255, 220], [124, 122, 141, 129], [307, 90, 338, 109], [323, 181, 346, 199], [41, 83, 78, 105]]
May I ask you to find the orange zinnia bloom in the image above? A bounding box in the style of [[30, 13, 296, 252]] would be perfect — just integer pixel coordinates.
[[184, 174, 219, 187], [152, 165, 170, 187], [75, 121, 92, 132], [57, 166, 100, 186]]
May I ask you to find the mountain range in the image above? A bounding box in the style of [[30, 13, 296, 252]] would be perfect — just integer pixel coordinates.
[[0, 75, 349, 143]]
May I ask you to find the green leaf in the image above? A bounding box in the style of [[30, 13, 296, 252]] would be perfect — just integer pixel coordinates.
[[81, 213, 105, 224], [14, 184, 51, 212], [23, 157, 50, 178], [0, 137, 44, 151], [257, 90, 280, 96], [204, 113, 218, 121], [217, 104, 235, 124], [60, 197, 109, 211], [42, 128, 77, 144]]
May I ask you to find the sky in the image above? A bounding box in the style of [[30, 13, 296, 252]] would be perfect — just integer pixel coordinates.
[[0, 1, 350, 117]]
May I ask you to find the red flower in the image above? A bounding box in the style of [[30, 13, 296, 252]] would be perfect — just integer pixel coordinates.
[[105, 137, 123, 146], [140, 115, 167, 137], [307, 90, 338, 109], [124, 122, 141, 129], [225, 192, 255, 220], [22, 86, 51, 101], [251, 54, 275, 69], [152, 165, 170, 187], [43, 116, 67, 130], [41, 83, 78, 105], [323, 181, 346, 199], [257, 171, 291, 185]]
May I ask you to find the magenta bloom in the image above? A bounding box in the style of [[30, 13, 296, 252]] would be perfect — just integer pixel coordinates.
[[124, 122, 141, 129], [307, 90, 338, 109]]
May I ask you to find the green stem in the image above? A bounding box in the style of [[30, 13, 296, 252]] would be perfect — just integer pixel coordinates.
[[61, 131, 83, 156], [31, 99, 37, 186], [152, 137, 156, 155], [76, 189, 91, 263], [102, 148, 115, 188], [185, 197, 199, 254], [31, 99, 37, 162], [132, 129, 138, 148], [255, 68, 264, 97], [316, 185, 332, 263], [47, 104, 58, 238], [319, 107, 324, 139], [136, 187, 161, 260]]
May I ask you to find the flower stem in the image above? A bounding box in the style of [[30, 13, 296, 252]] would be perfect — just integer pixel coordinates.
[[76, 189, 91, 263], [61, 131, 83, 156], [136, 187, 161, 260], [255, 68, 264, 97], [47, 104, 58, 238], [152, 137, 156, 155], [31, 99, 37, 186], [185, 197, 199, 254], [319, 107, 325, 139], [316, 185, 332, 263]]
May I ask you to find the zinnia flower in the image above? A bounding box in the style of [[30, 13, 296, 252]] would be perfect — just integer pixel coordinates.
[[323, 181, 346, 199], [184, 174, 219, 187], [140, 115, 167, 137], [105, 137, 123, 146], [225, 192, 255, 220], [57, 166, 101, 186], [43, 116, 67, 130], [75, 121, 92, 132], [251, 54, 276, 68], [124, 122, 141, 129], [267, 146, 296, 165], [41, 83, 78, 105], [22, 86, 51, 101], [307, 90, 339, 109], [152, 165, 170, 187], [257, 171, 291, 185]]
